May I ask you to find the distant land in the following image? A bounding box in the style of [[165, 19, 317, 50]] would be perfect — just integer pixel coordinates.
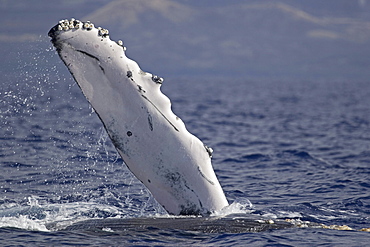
[[1, 0, 370, 80]]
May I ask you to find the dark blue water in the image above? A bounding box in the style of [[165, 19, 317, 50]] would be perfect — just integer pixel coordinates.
[[1, 40, 370, 246]]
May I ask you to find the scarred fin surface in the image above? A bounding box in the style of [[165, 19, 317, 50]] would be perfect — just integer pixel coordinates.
[[48, 19, 229, 215]]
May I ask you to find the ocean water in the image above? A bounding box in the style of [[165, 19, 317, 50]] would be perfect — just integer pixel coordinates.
[[1, 41, 370, 246]]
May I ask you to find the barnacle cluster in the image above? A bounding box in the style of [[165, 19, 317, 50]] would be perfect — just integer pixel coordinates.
[[57, 19, 96, 32], [257, 219, 275, 224], [320, 224, 354, 231], [285, 219, 362, 231], [54, 18, 127, 50], [97, 27, 109, 38], [57, 18, 82, 31], [83, 21, 94, 30]]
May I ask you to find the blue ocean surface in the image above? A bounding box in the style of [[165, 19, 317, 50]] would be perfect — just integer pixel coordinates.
[[1, 40, 370, 246]]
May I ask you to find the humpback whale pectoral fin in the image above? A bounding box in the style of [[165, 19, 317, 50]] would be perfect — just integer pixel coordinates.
[[141, 94, 179, 132], [204, 145, 213, 158], [147, 113, 153, 131], [197, 166, 215, 185], [76, 50, 100, 61], [75, 50, 105, 74], [49, 18, 229, 216]]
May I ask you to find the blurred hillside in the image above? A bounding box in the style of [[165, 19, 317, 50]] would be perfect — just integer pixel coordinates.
[[1, 0, 370, 79]]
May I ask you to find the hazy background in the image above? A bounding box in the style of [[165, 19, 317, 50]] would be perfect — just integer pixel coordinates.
[[1, 0, 370, 80]]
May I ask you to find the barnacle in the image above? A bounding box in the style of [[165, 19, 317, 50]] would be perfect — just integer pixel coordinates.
[[74, 21, 81, 29], [117, 40, 127, 51], [98, 28, 109, 38], [204, 145, 213, 158], [83, 21, 94, 30], [152, 75, 164, 84], [83, 22, 89, 29], [266, 219, 274, 224]]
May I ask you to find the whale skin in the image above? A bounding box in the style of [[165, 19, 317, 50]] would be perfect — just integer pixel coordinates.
[[48, 19, 229, 215]]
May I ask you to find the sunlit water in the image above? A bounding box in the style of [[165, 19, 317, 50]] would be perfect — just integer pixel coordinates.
[[1, 40, 370, 246]]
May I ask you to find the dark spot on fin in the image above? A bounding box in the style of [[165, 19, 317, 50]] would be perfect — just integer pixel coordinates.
[[137, 85, 146, 93], [126, 71, 132, 78], [148, 114, 153, 131]]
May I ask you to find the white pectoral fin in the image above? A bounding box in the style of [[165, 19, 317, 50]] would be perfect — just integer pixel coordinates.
[[49, 19, 229, 215], [59, 47, 97, 101]]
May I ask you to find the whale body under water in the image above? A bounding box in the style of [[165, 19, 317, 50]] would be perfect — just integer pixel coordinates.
[[48, 19, 229, 216]]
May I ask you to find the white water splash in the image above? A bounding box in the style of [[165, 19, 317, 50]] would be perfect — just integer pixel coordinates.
[[211, 198, 254, 216], [0, 196, 133, 232]]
